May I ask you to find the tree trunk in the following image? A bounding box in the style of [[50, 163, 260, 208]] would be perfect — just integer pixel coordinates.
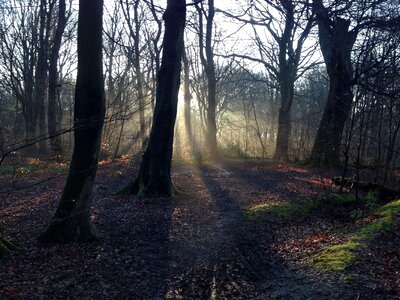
[[183, 48, 193, 150], [251, 99, 266, 159], [121, 0, 148, 148], [24, 63, 38, 152], [196, 0, 218, 161], [136, 71, 146, 148], [35, 0, 49, 154], [0, 127, 4, 151], [132, 1, 146, 148], [274, 77, 294, 161], [48, 0, 67, 158], [205, 0, 218, 160], [310, 66, 354, 166], [25, 120, 37, 143], [206, 79, 218, 160], [39, 0, 105, 243], [119, 0, 186, 197], [310, 1, 357, 167]]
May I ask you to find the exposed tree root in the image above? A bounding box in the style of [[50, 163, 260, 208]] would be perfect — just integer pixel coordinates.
[[39, 218, 100, 244]]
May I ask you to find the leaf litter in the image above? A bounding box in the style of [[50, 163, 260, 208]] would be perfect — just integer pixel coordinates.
[[0, 157, 398, 299]]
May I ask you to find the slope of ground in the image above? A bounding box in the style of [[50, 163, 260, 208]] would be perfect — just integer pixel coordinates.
[[0, 157, 398, 299]]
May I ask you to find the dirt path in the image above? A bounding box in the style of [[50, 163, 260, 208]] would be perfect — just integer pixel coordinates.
[[162, 161, 357, 299], [0, 159, 393, 298]]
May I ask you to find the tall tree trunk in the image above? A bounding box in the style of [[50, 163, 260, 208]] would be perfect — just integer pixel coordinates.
[[272, 1, 295, 161], [251, 98, 266, 159], [196, 0, 218, 160], [205, 0, 218, 160], [40, 0, 105, 243], [24, 49, 38, 151], [136, 70, 146, 148], [35, 0, 49, 154], [48, 0, 67, 158], [183, 48, 194, 154], [119, 0, 186, 197], [132, 0, 146, 148], [206, 76, 218, 160], [121, 0, 147, 148], [274, 76, 294, 160], [310, 0, 357, 167]]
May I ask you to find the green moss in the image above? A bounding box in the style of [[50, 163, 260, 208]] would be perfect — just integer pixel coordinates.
[[357, 199, 400, 241], [310, 199, 400, 272], [244, 199, 316, 222], [365, 191, 379, 210], [358, 216, 394, 241], [376, 199, 400, 217], [311, 241, 360, 271]]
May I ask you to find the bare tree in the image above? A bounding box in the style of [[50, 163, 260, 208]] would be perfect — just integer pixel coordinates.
[[119, 0, 186, 197], [195, 0, 218, 160], [40, 0, 105, 243], [309, 0, 400, 166], [221, 0, 316, 161], [48, 0, 67, 157], [120, 0, 148, 148]]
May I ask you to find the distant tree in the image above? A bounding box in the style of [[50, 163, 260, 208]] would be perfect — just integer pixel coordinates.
[[222, 0, 316, 161], [120, 0, 147, 148], [0, 2, 39, 146], [40, 0, 105, 243], [183, 47, 194, 154], [290, 66, 328, 160], [144, 0, 163, 110], [119, 0, 186, 197], [48, 0, 67, 157], [309, 0, 400, 166], [195, 0, 219, 160]]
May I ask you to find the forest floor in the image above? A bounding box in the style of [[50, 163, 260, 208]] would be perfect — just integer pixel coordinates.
[[0, 156, 399, 299]]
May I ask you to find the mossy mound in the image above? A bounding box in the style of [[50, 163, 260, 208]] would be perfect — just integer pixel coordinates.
[[311, 241, 361, 271], [310, 199, 400, 272], [244, 199, 316, 222]]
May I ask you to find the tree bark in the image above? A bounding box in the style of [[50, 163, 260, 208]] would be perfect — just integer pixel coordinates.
[[48, 0, 67, 158], [274, 75, 295, 161], [23, 52, 38, 151], [310, 0, 357, 167], [183, 48, 193, 153], [120, 0, 147, 148], [40, 0, 105, 243], [197, 0, 218, 161], [132, 1, 146, 148], [119, 0, 186, 197], [35, 0, 50, 154]]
